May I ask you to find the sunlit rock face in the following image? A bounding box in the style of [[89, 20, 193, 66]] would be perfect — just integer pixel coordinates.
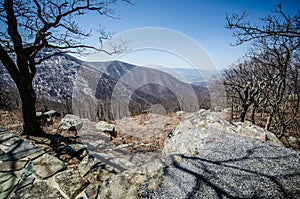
[[1, 110, 299, 199]]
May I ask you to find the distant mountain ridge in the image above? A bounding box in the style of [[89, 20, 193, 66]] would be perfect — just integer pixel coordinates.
[[145, 67, 220, 83], [0, 53, 210, 121]]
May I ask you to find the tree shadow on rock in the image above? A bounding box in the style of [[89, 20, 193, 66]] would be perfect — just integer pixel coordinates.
[[140, 144, 300, 198]]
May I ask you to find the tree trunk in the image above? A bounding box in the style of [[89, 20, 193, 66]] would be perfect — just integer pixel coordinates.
[[239, 104, 249, 122], [230, 98, 234, 121], [250, 104, 257, 124], [277, 123, 285, 139], [265, 115, 273, 131], [17, 80, 39, 136]]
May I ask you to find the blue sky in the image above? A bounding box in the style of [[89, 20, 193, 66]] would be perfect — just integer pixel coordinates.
[[76, 0, 299, 70]]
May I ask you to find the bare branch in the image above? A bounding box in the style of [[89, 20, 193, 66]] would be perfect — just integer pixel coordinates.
[[0, 0, 132, 135], [225, 3, 300, 45]]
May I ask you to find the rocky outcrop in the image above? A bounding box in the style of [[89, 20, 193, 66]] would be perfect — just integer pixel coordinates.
[[93, 110, 300, 199], [11, 182, 65, 199], [140, 136, 300, 198], [32, 153, 66, 179], [0, 130, 66, 198], [139, 110, 300, 198], [95, 121, 117, 138], [0, 127, 138, 199], [55, 168, 89, 198], [43, 110, 60, 117], [59, 114, 83, 131], [98, 158, 166, 199], [163, 109, 282, 157], [36, 110, 60, 126], [234, 121, 283, 145], [1, 110, 300, 199]]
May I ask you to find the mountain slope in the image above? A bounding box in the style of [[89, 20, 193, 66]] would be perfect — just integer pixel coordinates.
[[0, 53, 210, 121]]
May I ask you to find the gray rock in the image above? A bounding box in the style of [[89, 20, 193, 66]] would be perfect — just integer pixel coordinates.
[[21, 162, 34, 179], [11, 181, 64, 199], [163, 120, 212, 157], [35, 112, 43, 117], [0, 140, 41, 161], [85, 164, 114, 185], [62, 144, 87, 155], [79, 152, 136, 179], [265, 131, 283, 145], [98, 159, 165, 199], [0, 149, 4, 156], [287, 136, 300, 149], [25, 150, 46, 160], [85, 184, 100, 199], [85, 139, 106, 149], [95, 121, 117, 137], [163, 110, 283, 157], [78, 155, 102, 177], [0, 136, 21, 147], [235, 121, 282, 145], [55, 168, 89, 199], [15, 177, 35, 192], [235, 121, 266, 139], [0, 173, 18, 199], [32, 153, 66, 179], [43, 110, 60, 117], [99, 172, 145, 199], [140, 110, 300, 198], [92, 153, 136, 172], [0, 132, 21, 147], [0, 126, 6, 132], [0, 159, 28, 172], [139, 136, 300, 198], [59, 114, 83, 131]]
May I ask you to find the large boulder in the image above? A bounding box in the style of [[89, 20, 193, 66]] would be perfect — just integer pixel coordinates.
[[59, 114, 83, 131], [32, 153, 66, 179], [163, 110, 234, 157], [10, 182, 64, 199], [43, 110, 60, 117], [36, 110, 60, 126], [234, 121, 282, 145], [139, 110, 300, 198], [139, 135, 300, 198], [95, 121, 117, 138], [55, 168, 89, 199], [163, 109, 282, 157], [98, 159, 165, 199]]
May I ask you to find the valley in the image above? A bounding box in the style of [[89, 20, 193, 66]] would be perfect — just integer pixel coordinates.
[[0, 53, 211, 122]]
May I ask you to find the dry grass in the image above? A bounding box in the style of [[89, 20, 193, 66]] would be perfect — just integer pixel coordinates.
[[0, 109, 83, 164], [0, 109, 23, 134], [0, 109, 183, 163], [112, 113, 181, 152]]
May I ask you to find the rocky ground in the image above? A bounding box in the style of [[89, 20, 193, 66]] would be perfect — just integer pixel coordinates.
[[0, 110, 182, 198], [0, 109, 300, 198], [140, 110, 300, 198]]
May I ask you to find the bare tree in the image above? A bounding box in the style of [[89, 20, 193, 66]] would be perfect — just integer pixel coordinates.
[[0, 0, 130, 135], [225, 3, 300, 45], [224, 42, 299, 137], [249, 37, 299, 137], [225, 3, 300, 140], [223, 59, 265, 122]]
